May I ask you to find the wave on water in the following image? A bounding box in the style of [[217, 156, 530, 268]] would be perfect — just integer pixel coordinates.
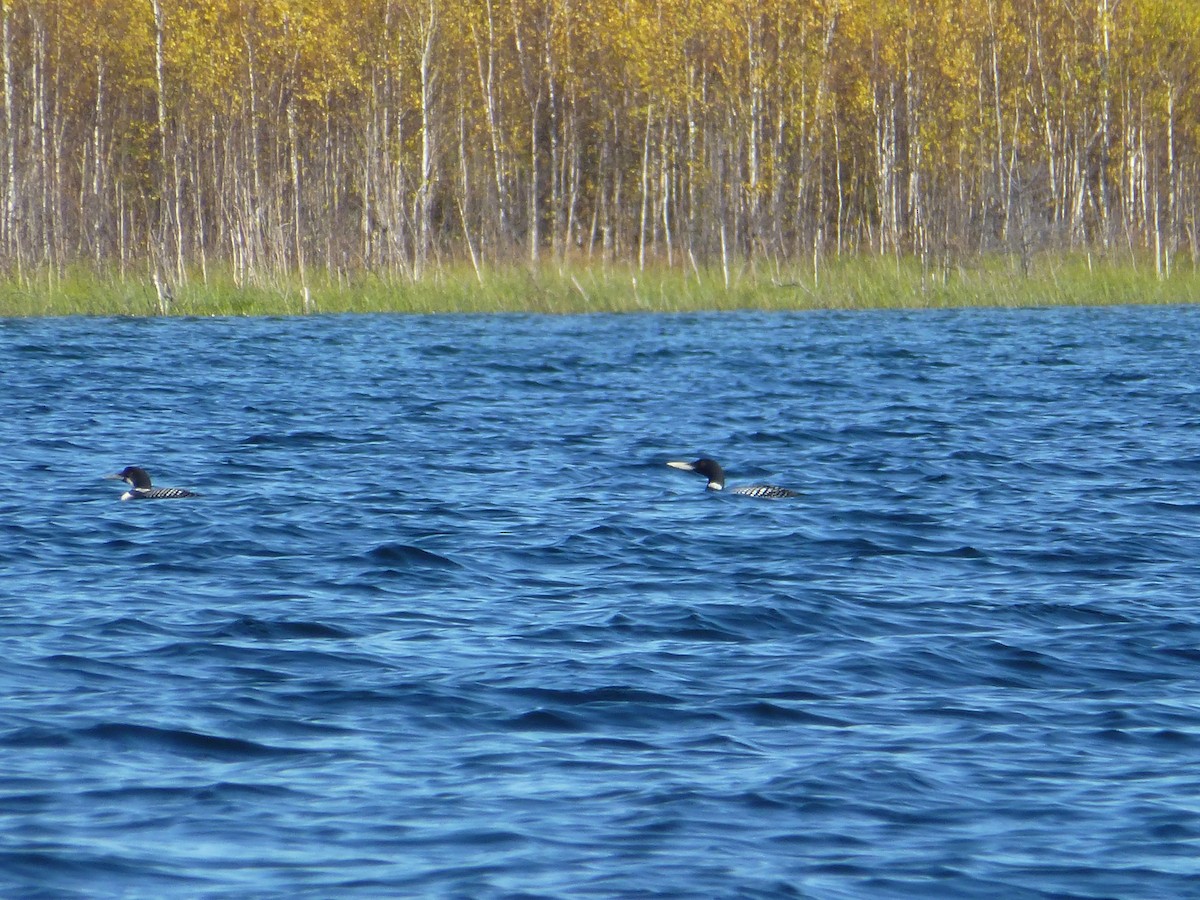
[[363, 542, 462, 569], [4, 308, 1200, 897]]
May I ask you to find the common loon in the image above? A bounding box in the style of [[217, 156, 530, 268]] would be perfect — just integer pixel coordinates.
[[667, 458, 797, 499], [105, 466, 199, 500]]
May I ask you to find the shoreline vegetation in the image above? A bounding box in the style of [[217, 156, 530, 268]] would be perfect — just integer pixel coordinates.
[[0, 1, 1197, 319], [2, 255, 1197, 317]]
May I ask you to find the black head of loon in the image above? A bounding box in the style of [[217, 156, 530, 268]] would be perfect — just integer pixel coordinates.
[[667, 457, 797, 499], [105, 466, 200, 500]]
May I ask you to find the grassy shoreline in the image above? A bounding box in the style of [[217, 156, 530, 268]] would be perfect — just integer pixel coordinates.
[[1, 255, 1197, 317]]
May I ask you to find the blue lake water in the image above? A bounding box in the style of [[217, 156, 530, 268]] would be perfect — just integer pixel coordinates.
[[3, 306, 1200, 898]]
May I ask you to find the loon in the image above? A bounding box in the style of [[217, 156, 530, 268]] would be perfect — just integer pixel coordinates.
[[105, 466, 200, 501], [667, 458, 797, 499]]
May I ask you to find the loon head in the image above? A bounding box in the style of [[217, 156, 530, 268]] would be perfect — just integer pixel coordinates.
[[106, 466, 153, 489], [666, 457, 726, 491]]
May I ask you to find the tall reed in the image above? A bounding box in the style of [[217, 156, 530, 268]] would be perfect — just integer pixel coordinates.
[[1, 255, 1196, 317]]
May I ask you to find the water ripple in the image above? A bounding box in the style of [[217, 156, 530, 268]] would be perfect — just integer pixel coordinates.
[[3, 308, 1200, 896]]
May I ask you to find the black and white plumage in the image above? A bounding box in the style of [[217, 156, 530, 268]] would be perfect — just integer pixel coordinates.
[[667, 458, 797, 499], [105, 466, 200, 501]]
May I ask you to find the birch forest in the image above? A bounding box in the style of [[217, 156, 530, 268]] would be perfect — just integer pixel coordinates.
[[2, 0, 1198, 290]]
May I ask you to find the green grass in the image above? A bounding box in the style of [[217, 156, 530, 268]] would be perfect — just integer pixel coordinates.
[[1, 254, 1196, 316]]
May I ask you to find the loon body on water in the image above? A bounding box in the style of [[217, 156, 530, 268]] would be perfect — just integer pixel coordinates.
[[106, 466, 200, 501], [667, 458, 797, 499]]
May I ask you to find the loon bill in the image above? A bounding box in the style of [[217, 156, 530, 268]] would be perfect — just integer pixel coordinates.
[[105, 466, 200, 500], [667, 458, 797, 499]]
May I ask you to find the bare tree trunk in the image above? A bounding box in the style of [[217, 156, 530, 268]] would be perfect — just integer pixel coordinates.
[[904, 19, 927, 279], [563, 95, 581, 258], [148, 0, 175, 286], [544, 12, 560, 259], [32, 11, 49, 271], [685, 63, 699, 270], [457, 99, 482, 283], [49, 24, 67, 271], [1096, 0, 1112, 250], [2, 2, 15, 260], [637, 106, 652, 271], [91, 61, 106, 266], [470, 0, 508, 249], [239, 27, 264, 284], [743, 7, 762, 262], [509, 0, 543, 263], [659, 117, 672, 268], [873, 81, 898, 256], [415, 0, 437, 279], [287, 100, 310, 311], [986, 0, 1009, 247], [1164, 87, 1177, 277], [193, 121, 208, 283]]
